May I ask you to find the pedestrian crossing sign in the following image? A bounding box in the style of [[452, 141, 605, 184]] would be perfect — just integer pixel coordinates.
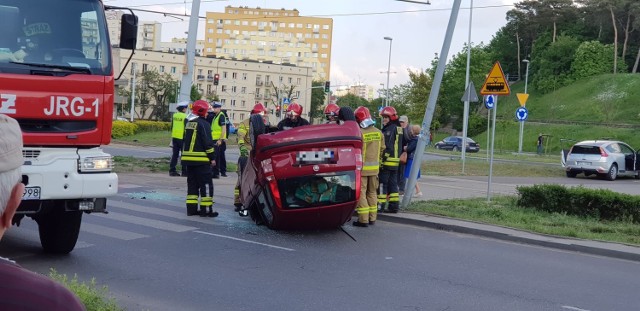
[[480, 61, 510, 96]]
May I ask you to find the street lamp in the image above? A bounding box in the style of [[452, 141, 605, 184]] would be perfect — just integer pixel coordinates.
[[518, 59, 530, 154], [384, 36, 393, 107]]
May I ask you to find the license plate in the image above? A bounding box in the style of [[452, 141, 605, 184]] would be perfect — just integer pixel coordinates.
[[577, 161, 591, 166], [22, 186, 41, 200], [296, 150, 335, 164]]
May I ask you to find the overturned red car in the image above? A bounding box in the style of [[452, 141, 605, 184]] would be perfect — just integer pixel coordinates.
[[238, 115, 363, 230]]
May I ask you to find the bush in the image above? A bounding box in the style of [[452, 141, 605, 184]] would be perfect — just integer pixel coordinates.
[[516, 184, 640, 223], [133, 120, 171, 132], [49, 269, 123, 311], [111, 121, 137, 138]]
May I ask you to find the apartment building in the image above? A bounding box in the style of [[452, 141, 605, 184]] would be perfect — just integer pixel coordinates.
[[114, 49, 314, 124], [203, 6, 333, 81], [106, 11, 162, 51], [161, 38, 205, 56]]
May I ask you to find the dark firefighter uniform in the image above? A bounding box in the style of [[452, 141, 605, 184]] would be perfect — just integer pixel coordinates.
[[356, 126, 385, 225], [379, 123, 404, 213], [181, 116, 218, 217]]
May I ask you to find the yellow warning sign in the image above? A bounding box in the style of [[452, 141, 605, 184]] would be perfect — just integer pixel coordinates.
[[480, 61, 511, 96], [516, 93, 529, 107]]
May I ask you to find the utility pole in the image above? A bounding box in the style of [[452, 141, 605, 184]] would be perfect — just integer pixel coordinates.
[[129, 62, 136, 122], [178, 0, 201, 103]]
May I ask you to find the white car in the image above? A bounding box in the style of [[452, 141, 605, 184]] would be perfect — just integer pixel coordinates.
[[564, 140, 640, 180]]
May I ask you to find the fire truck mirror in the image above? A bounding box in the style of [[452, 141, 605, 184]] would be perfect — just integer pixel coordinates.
[[119, 14, 138, 50]]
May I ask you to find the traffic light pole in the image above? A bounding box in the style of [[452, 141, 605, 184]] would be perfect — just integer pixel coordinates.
[[178, 0, 200, 103]]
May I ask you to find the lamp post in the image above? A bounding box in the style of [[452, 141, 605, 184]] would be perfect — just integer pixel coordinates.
[[518, 59, 530, 153], [384, 36, 393, 107]]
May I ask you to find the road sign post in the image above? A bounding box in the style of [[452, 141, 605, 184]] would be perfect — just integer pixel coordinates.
[[516, 93, 529, 154], [480, 62, 510, 202]]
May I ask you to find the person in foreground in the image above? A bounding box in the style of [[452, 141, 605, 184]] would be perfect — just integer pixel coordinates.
[[0, 114, 86, 311]]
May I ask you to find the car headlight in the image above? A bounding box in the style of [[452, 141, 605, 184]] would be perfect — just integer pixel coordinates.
[[79, 156, 113, 172]]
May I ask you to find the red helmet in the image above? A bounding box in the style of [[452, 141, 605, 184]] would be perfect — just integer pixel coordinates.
[[324, 103, 340, 117], [379, 106, 398, 121], [287, 103, 303, 116], [251, 103, 267, 115], [355, 106, 375, 128], [192, 100, 209, 117]]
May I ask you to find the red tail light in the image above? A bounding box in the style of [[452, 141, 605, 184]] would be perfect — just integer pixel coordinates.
[[355, 151, 363, 171], [599, 147, 608, 157], [261, 158, 282, 209]]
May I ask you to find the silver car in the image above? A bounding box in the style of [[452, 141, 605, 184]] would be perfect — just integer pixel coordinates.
[[564, 140, 640, 180]]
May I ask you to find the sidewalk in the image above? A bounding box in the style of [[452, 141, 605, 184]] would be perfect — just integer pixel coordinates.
[[377, 212, 640, 262]]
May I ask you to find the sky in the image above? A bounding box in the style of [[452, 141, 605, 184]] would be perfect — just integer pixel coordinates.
[[104, 0, 518, 92]]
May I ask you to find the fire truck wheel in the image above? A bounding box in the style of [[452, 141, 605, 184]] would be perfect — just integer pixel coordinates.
[[37, 207, 82, 254], [249, 114, 265, 149]]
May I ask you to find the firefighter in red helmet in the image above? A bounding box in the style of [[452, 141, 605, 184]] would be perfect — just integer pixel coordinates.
[[378, 106, 404, 213], [323, 103, 340, 124], [234, 102, 268, 209], [352, 106, 385, 227], [181, 100, 218, 217], [277, 102, 309, 130]]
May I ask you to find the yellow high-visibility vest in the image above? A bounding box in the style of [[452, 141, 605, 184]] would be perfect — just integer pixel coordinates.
[[171, 112, 186, 139]]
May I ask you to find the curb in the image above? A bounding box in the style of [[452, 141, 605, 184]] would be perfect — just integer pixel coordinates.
[[377, 213, 640, 262]]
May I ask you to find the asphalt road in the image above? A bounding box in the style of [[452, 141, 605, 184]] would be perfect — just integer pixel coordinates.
[[2, 173, 639, 311]]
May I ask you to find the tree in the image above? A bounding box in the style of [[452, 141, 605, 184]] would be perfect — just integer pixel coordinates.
[[190, 85, 202, 102], [309, 80, 326, 120], [531, 35, 581, 93], [572, 41, 619, 79]]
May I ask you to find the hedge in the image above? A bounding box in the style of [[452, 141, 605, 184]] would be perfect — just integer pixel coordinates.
[[517, 184, 640, 223], [111, 120, 171, 138]]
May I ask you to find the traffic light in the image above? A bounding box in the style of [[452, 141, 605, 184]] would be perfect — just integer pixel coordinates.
[[324, 81, 330, 92], [275, 105, 281, 117], [214, 74, 220, 85]]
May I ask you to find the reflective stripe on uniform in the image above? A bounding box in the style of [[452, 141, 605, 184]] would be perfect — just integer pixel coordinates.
[[388, 193, 400, 202], [186, 194, 198, 204], [201, 197, 214, 207]]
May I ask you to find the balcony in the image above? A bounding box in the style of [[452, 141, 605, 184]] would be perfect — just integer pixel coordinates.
[[197, 75, 205, 81], [255, 94, 262, 99], [207, 76, 214, 81], [216, 23, 223, 29], [256, 81, 263, 86]]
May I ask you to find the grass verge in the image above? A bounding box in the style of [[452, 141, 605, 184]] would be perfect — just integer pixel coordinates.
[[49, 269, 123, 311], [421, 158, 564, 177], [406, 196, 640, 246], [114, 131, 238, 147], [113, 156, 237, 175]]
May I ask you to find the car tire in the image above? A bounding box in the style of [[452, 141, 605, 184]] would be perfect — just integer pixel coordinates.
[[36, 206, 82, 254], [338, 107, 356, 122], [453, 146, 460, 152], [566, 171, 577, 178], [249, 114, 265, 150], [435, 145, 441, 150], [605, 164, 618, 181]]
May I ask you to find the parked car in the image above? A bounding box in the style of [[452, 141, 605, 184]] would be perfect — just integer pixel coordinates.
[[564, 140, 640, 180], [434, 136, 480, 152], [237, 115, 362, 230]]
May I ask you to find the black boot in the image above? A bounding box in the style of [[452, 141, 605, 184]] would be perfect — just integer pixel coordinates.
[[353, 221, 368, 227], [187, 206, 198, 216], [207, 207, 219, 217], [199, 207, 207, 217]]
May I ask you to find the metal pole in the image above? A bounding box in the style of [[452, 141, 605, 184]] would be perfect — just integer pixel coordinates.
[[129, 63, 136, 122], [486, 107, 490, 162], [178, 0, 201, 103], [401, 0, 462, 208], [487, 96, 497, 202], [518, 60, 530, 153], [384, 37, 393, 107], [461, 0, 473, 174]]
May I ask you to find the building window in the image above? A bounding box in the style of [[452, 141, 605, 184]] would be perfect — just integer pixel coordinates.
[[171, 66, 176, 73], [221, 85, 227, 92], [241, 87, 247, 94], [241, 100, 246, 107], [231, 99, 236, 107], [240, 113, 245, 120], [232, 72, 238, 79], [242, 73, 248, 80], [288, 77, 292, 83], [142, 63, 148, 72], [223, 71, 228, 78], [159, 65, 165, 72], [231, 86, 237, 93], [297, 78, 301, 84], [323, 24, 330, 30], [265, 75, 270, 84]]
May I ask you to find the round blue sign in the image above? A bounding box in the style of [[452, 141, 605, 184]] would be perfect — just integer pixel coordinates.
[[484, 95, 495, 109], [516, 107, 528, 121]]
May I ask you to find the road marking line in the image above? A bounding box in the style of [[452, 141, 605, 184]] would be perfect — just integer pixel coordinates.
[[107, 199, 231, 225], [82, 223, 149, 240], [194, 230, 294, 252], [562, 306, 591, 311], [95, 212, 197, 232]]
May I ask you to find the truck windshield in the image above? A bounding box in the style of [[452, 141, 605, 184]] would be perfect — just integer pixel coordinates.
[[0, 0, 111, 75]]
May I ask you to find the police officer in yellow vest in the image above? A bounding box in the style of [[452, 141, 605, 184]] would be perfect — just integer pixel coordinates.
[[378, 106, 404, 213], [353, 106, 385, 227], [169, 102, 188, 177], [181, 100, 218, 217], [207, 102, 227, 179]]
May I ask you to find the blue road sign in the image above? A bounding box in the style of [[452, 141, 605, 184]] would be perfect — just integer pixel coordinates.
[[516, 107, 528, 121], [484, 95, 496, 109], [283, 98, 290, 104]]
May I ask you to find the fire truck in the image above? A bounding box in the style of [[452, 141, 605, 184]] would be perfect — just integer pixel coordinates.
[[0, 0, 137, 253]]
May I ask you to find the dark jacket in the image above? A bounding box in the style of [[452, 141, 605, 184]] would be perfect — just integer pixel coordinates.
[[406, 135, 419, 160], [181, 116, 216, 166], [381, 120, 404, 170]]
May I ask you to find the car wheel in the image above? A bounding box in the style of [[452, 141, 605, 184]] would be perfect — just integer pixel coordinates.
[[338, 106, 356, 122], [606, 164, 618, 181], [566, 171, 577, 178], [435, 145, 441, 150], [249, 114, 266, 150], [453, 146, 460, 152]]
